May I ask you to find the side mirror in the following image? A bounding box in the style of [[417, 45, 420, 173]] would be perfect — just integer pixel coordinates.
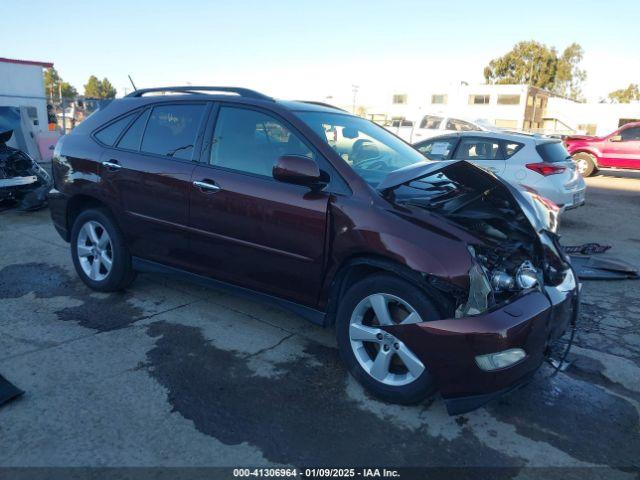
[[610, 134, 622, 142], [273, 155, 322, 187]]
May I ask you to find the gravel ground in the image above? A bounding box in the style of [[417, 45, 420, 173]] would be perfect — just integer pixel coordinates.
[[0, 169, 638, 478]]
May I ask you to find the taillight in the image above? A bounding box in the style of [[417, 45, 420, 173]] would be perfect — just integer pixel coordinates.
[[526, 163, 566, 176]]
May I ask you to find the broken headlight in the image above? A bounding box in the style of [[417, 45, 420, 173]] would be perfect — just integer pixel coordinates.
[[457, 246, 542, 317]]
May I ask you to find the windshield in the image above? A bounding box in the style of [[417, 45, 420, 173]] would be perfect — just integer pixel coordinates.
[[295, 111, 429, 187]]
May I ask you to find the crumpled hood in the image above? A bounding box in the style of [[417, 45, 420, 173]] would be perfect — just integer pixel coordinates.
[[380, 160, 558, 235]]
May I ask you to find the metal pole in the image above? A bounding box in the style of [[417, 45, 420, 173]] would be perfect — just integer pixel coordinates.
[[59, 83, 66, 134]]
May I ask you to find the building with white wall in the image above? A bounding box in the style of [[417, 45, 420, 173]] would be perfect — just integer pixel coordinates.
[[361, 82, 640, 136], [0, 57, 53, 134]]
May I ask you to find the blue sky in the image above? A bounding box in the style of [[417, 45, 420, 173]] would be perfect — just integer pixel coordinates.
[[2, 0, 639, 101]]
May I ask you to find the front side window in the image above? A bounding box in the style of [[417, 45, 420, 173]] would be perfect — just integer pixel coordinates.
[[455, 138, 503, 160], [620, 127, 640, 141], [211, 107, 313, 178], [419, 115, 443, 129], [140, 104, 206, 160], [295, 111, 427, 187], [416, 138, 457, 160]]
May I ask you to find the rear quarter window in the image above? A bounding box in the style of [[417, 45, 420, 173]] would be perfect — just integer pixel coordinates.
[[536, 141, 571, 163], [94, 113, 136, 146], [502, 141, 524, 158]]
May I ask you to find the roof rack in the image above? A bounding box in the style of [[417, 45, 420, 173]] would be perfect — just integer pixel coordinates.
[[125, 86, 273, 101], [297, 101, 347, 112]]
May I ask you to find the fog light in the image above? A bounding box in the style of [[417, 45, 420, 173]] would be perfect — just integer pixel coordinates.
[[475, 348, 526, 371]]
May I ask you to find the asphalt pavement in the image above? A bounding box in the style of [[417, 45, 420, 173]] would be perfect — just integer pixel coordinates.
[[0, 170, 639, 478]]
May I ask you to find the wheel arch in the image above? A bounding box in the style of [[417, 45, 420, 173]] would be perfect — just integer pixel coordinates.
[[66, 194, 116, 241], [571, 149, 600, 166], [323, 254, 458, 326]]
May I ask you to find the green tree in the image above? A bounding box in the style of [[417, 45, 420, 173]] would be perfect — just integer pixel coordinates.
[[554, 43, 586, 100], [608, 84, 640, 103], [44, 67, 78, 100], [84, 75, 117, 99], [83, 75, 103, 98], [484, 41, 586, 100], [100, 78, 117, 99]]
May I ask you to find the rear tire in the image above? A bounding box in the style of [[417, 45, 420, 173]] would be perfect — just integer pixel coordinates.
[[336, 273, 441, 404], [70, 208, 136, 292], [572, 152, 597, 177]]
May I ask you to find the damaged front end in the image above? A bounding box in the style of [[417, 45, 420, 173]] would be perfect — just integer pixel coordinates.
[[379, 160, 579, 414], [382, 160, 568, 316], [0, 130, 52, 211]]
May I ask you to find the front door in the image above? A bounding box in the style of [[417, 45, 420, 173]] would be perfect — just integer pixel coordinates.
[[188, 105, 329, 306], [601, 126, 640, 169], [100, 102, 209, 268]]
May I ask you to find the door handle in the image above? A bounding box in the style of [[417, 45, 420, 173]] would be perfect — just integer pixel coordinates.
[[193, 180, 221, 192], [102, 160, 122, 171]]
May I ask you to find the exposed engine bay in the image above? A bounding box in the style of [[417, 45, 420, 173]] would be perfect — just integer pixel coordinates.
[[385, 161, 569, 315], [0, 130, 51, 211]]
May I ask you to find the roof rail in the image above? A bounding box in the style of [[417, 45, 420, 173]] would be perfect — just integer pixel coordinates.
[[125, 86, 273, 101], [297, 101, 348, 112]]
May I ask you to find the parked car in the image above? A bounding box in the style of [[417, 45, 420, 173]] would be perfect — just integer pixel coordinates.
[[414, 131, 586, 211], [0, 128, 51, 210], [49, 86, 579, 415], [564, 122, 640, 176], [385, 114, 483, 143]]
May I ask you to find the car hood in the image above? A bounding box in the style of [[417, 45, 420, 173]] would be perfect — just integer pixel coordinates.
[[380, 160, 558, 235], [565, 134, 600, 142]]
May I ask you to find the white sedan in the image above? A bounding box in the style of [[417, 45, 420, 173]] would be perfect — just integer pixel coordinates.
[[413, 131, 586, 211]]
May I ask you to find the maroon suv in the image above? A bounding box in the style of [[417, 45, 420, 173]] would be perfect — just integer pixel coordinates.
[[49, 86, 579, 414]]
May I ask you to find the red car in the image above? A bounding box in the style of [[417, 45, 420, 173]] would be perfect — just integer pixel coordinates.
[[565, 122, 640, 176]]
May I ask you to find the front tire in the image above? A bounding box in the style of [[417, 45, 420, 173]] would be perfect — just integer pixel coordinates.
[[336, 273, 441, 404], [70, 208, 136, 292], [572, 152, 597, 177]]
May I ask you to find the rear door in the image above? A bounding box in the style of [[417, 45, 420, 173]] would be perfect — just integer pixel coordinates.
[[451, 136, 506, 176], [188, 104, 330, 306], [601, 126, 640, 168], [99, 101, 209, 268]]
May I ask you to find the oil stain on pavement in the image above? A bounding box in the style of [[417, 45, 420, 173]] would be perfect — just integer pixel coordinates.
[[0, 262, 143, 331], [145, 321, 523, 470]]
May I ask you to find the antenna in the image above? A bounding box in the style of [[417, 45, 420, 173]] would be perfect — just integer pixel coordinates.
[[128, 75, 137, 91]]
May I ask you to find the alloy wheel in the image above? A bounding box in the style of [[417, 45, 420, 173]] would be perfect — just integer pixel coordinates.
[[349, 293, 425, 386], [77, 220, 113, 281], [576, 158, 589, 175]]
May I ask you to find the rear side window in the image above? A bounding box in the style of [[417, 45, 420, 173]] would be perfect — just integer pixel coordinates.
[[117, 109, 151, 151], [140, 104, 207, 160], [502, 141, 524, 158], [455, 138, 504, 160], [536, 141, 571, 163], [415, 138, 456, 160], [94, 113, 136, 146]]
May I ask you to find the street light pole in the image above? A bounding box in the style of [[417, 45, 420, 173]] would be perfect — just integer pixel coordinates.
[[352, 84, 359, 115]]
